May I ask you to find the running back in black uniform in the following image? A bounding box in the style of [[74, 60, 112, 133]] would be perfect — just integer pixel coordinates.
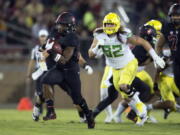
[[160, 3, 180, 89], [37, 12, 95, 129]]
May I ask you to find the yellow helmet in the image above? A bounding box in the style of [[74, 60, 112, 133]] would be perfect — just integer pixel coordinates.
[[103, 12, 121, 35], [145, 20, 162, 31]]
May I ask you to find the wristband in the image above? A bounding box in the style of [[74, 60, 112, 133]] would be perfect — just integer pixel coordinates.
[[54, 54, 61, 62]]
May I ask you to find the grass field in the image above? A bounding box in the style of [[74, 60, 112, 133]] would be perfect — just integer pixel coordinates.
[[0, 109, 180, 135]]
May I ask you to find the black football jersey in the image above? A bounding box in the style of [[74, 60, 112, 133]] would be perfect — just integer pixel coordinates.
[[161, 22, 180, 64], [49, 28, 80, 69]]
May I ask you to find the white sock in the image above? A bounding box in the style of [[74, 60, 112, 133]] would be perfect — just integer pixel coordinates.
[[100, 87, 113, 117], [114, 103, 126, 117], [105, 105, 113, 117]]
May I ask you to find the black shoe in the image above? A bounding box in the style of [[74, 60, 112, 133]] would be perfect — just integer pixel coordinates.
[[86, 111, 95, 129], [43, 112, 56, 121], [164, 108, 171, 119]]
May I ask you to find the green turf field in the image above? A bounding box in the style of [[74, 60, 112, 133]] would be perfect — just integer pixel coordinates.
[[0, 109, 180, 135]]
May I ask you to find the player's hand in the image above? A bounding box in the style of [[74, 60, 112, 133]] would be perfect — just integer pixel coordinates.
[[85, 65, 93, 75], [45, 39, 54, 50], [153, 56, 165, 69]]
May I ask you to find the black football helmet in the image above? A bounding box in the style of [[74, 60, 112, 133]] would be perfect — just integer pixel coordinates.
[[139, 25, 157, 41], [55, 12, 76, 34], [168, 3, 180, 25]]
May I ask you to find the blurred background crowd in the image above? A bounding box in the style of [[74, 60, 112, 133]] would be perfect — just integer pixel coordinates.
[[0, 0, 178, 61], [0, 0, 179, 105]]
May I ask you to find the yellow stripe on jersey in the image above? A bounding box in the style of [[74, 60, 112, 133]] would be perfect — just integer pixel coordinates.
[[136, 70, 154, 94], [112, 58, 138, 98]]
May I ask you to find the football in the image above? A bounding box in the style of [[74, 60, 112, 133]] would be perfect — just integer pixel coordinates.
[[52, 41, 63, 54]]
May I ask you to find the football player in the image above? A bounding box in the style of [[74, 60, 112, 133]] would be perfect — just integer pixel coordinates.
[[114, 20, 162, 123], [26, 29, 52, 121], [36, 12, 95, 129], [89, 12, 165, 126], [147, 48, 180, 119], [156, 3, 180, 90]]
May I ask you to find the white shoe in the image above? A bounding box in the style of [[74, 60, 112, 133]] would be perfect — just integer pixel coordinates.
[[104, 116, 113, 123], [136, 116, 148, 126], [32, 106, 41, 121], [80, 117, 86, 123], [113, 115, 123, 123], [148, 115, 158, 123]]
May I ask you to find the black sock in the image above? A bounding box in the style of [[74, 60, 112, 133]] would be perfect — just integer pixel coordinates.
[[78, 110, 85, 118], [46, 99, 54, 113], [78, 99, 90, 116], [93, 85, 118, 118]]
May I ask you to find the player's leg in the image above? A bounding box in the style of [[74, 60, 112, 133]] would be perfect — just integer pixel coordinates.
[[147, 74, 176, 119], [100, 66, 113, 123], [136, 70, 154, 94], [113, 100, 128, 123], [129, 77, 157, 123], [59, 82, 86, 123], [43, 84, 56, 120], [32, 75, 45, 121], [39, 67, 63, 120], [93, 85, 118, 118], [64, 66, 95, 129], [113, 59, 147, 126]]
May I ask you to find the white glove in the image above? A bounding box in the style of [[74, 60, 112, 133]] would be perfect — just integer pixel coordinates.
[[85, 65, 93, 75], [45, 39, 54, 50], [91, 39, 104, 56], [149, 48, 165, 69], [153, 56, 166, 69], [31, 68, 44, 80]]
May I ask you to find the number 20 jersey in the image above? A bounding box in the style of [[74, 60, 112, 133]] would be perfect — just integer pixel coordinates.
[[94, 28, 135, 69]]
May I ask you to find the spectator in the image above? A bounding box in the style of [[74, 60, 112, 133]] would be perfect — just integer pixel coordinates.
[[25, 0, 44, 19], [32, 15, 47, 38]]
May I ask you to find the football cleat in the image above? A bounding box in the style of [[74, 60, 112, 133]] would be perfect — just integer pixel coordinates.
[[164, 108, 171, 119], [147, 115, 158, 123], [32, 106, 41, 121], [86, 111, 95, 129], [104, 116, 113, 123], [136, 116, 148, 126], [43, 112, 57, 121], [113, 115, 123, 123], [80, 117, 87, 123]]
